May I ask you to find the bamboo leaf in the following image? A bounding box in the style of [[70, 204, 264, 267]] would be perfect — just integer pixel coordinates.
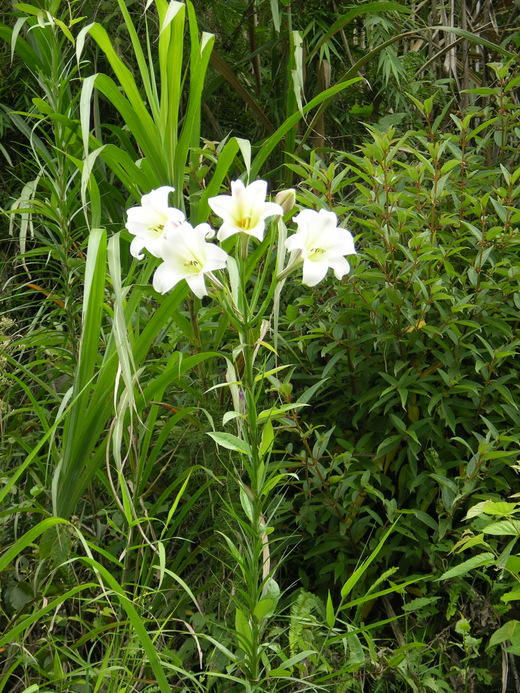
[[309, 1, 412, 62], [434, 26, 515, 60], [250, 77, 361, 178], [210, 51, 275, 134]]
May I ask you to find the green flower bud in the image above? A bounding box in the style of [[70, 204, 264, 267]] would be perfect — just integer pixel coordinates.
[[274, 188, 296, 214]]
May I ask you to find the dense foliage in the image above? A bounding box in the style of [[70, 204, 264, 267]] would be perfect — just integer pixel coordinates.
[[1, 1, 519, 691]]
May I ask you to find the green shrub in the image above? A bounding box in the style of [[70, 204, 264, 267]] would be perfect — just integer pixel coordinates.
[[275, 70, 520, 684]]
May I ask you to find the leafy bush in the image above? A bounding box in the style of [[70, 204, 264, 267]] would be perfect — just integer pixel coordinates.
[[274, 69, 520, 687]]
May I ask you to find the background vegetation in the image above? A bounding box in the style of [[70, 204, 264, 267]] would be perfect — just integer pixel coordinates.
[[1, 0, 520, 691]]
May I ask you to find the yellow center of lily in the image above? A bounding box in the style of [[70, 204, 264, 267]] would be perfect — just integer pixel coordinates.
[[238, 214, 253, 230], [309, 247, 326, 260], [149, 223, 165, 237], [184, 258, 202, 272]]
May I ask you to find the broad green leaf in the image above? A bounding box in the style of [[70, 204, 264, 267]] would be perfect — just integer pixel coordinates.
[[235, 607, 252, 651], [207, 431, 251, 455], [298, 378, 329, 404], [253, 598, 276, 621], [465, 501, 489, 519], [483, 521, 520, 536], [259, 419, 274, 458], [483, 502, 518, 516], [237, 137, 251, 179], [223, 411, 244, 425], [270, 0, 280, 32], [268, 668, 292, 677], [488, 620, 520, 648], [291, 31, 304, 115], [502, 590, 520, 604]]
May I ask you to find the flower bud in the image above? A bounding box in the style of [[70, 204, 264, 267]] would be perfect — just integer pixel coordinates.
[[274, 188, 296, 214]]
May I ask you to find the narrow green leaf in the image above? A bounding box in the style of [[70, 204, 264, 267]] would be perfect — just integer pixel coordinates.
[[0, 582, 98, 647], [115, 0, 158, 119], [280, 650, 317, 669], [239, 485, 254, 523], [259, 419, 274, 458], [251, 77, 361, 177], [0, 518, 71, 573], [326, 591, 335, 628], [310, 2, 412, 62], [434, 26, 515, 59], [270, 0, 280, 32], [78, 557, 172, 693], [340, 522, 396, 600], [438, 552, 495, 581], [56, 228, 107, 517], [161, 568, 202, 615], [195, 137, 240, 223], [257, 402, 308, 422]]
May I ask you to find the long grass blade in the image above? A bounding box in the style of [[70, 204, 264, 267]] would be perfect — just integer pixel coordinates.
[[55, 228, 107, 517]]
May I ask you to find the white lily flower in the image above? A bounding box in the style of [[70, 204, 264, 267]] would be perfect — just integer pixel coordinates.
[[153, 222, 229, 298], [208, 179, 283, 242], [285, 209, 356, 287], [126, 186, 185, 260]]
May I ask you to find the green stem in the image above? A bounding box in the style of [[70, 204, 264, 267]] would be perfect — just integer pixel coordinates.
[[234, 235, 273, 685]]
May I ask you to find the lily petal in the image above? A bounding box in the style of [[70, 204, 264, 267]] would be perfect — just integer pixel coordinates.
[[153, 262, 184, 294], [302, 260, 329, 287], [285, 208, 356, 286], [186, 273, 209, 299], [209, 179, 283, 242], [125, 186, 185, 260], [328, 255, 351, 280], [153, 221, 228, 296]]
